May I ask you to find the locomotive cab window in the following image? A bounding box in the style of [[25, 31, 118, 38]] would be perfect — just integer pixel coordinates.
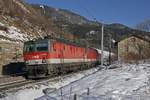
[[24, 41, 48, 53], [36, 42, 48, 52], [24, 43, 35, 53]]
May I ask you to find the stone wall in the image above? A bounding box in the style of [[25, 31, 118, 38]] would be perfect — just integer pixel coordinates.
[[0, 41, 23, 75], [118, 36, 150, 62]]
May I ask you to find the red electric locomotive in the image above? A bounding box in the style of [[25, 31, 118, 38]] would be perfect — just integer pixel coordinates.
[[23, 37, 100, 78]]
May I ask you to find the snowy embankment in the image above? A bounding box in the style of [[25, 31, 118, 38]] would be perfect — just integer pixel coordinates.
[[35, 63, 150, 100], [0, 68, 98, 100]]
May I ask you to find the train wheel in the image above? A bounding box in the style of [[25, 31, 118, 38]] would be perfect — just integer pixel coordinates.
[[24, 71, 29, 79]]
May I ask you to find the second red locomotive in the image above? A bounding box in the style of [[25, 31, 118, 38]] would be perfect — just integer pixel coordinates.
[[23, 37, 100, 78]]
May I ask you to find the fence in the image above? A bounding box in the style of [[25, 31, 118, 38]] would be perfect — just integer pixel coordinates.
[[36, 87, 150, 100]]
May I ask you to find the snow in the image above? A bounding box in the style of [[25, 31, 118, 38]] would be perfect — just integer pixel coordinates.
[[35, 63, 150, 100], [0, 38, 12, 43], [0, 22, 5, 26], [40, 5, 44, 9], [89, 30, 96, 35], [1, 62, 150, 100], [8, 26, 28, 41], [55, 8, 59, 11], [0, 24, 28, 41], [0, 68, 98, 100]]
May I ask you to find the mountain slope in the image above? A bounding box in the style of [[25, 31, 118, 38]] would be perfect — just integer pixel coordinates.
[[0, 0, 149, 46], [0, 0, 75, 67], [31, 4, 150, 49], [0, 0, 76, 42]]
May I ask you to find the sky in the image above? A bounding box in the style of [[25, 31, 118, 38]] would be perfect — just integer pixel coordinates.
[[25, 0, 150, 27]]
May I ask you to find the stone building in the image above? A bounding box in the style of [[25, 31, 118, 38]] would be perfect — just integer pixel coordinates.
[[118, 35, 150, 62]]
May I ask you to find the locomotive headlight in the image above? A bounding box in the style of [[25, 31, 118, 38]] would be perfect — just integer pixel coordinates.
[[42, 59, 46, 63], [32, 55, 39, 59]]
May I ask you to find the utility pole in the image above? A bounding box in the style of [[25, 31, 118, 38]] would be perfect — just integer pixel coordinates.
[[101, 23, 104, 68], [109, 34, 112, 65], [93, 18, 104, 69]]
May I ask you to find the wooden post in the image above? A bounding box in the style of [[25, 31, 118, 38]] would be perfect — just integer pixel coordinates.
[[61, 87, 63, 100], [87, 88, 90, 95], [69, 86, 72, 100], [109, 34, 112, 65], [73, 94, 77, 100]]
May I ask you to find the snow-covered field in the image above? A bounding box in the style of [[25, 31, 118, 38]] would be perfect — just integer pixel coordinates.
[[35, 63, 150, 100], [0, 68, 98, 100], [1, 63, 150, 100]]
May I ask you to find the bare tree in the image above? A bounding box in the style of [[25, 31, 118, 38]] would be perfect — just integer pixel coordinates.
[[135, 19, 150, 32]]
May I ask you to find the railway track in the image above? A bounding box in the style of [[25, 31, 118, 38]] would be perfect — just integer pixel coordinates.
[[0, 67, 99, 93], [0, 79, 35, 91], [0, 76, 61, 92]]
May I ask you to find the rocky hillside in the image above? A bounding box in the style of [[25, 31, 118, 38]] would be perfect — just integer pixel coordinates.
[[0, 0, 75, 43], [0, 0, 72, 70]]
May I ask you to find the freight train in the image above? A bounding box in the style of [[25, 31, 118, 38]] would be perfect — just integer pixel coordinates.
[[23, 37, 100, 78]]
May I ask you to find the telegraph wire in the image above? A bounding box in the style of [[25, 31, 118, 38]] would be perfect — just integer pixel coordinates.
[[73, 0, 97, 21]]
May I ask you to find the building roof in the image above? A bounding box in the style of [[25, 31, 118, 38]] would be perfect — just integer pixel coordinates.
[[117, 34, 150, 43]]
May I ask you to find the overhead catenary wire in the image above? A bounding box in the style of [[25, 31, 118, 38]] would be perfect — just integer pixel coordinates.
[[73, 0, 96, 21], [72, 0, 105, 68]]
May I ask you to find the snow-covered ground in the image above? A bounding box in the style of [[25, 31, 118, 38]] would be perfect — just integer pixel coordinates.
[[0, 68, 98, 100], [35, 63, 150, 100], [1, 63, 150, 100]]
